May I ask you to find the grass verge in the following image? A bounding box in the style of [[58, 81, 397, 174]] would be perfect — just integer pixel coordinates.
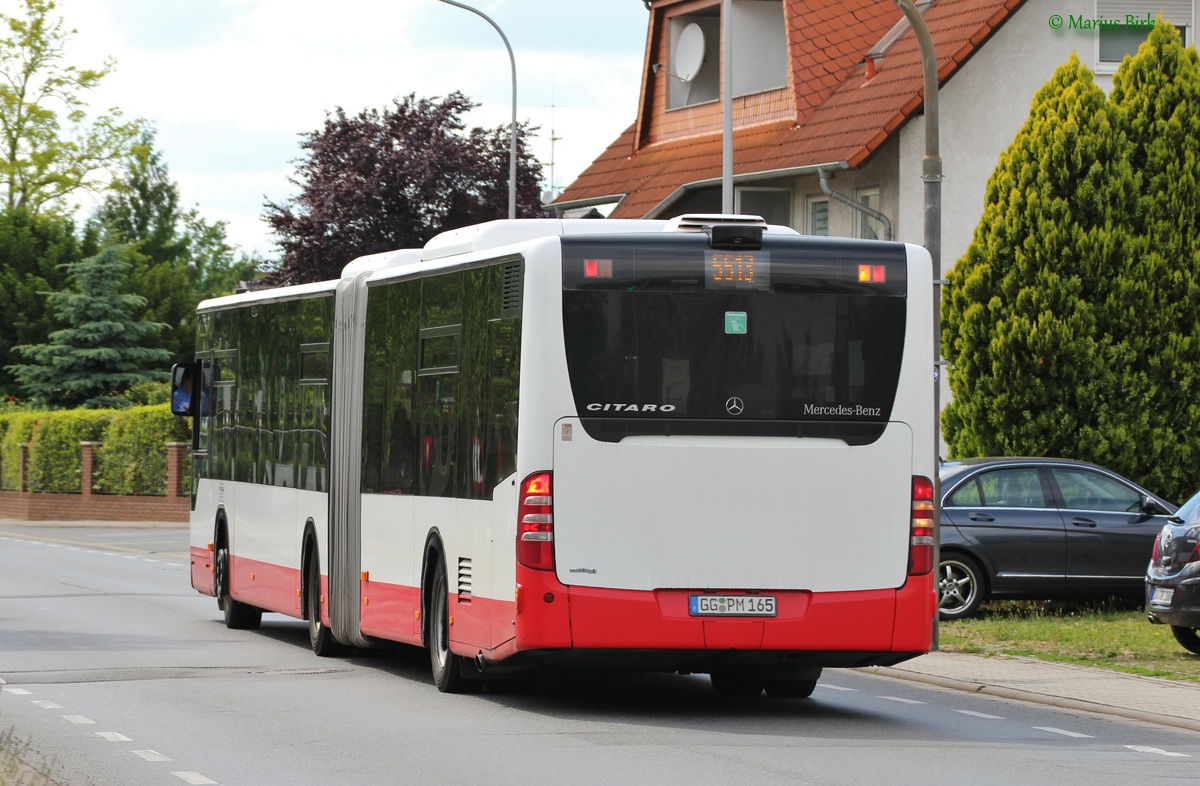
[[937, 598, 1200, 683]]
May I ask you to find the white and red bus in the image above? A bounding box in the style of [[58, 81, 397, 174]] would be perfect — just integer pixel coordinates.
[[172, 215, 936, 696]]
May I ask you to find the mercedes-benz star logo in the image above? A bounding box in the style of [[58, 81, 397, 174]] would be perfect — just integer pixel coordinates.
[[725, 396, 744, 416]]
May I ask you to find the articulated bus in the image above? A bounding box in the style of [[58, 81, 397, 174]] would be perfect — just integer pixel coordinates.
[[171, 214, 937, 697]]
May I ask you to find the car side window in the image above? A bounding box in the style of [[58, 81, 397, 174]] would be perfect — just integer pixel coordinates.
[[947, 478, 982, 506], [976, 468, 1048, 509], [1050, 467, 1140, 512]]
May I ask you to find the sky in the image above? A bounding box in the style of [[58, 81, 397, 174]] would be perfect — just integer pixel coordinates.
[[9, 0, 651, 258]]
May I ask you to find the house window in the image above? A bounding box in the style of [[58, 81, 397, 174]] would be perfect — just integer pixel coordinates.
[[1095, 1, 1193, 71], [736, 187, 792, 227], [857, 188, 883, 240], [732, 0, 787, 98], [807, 198, 829, 236]]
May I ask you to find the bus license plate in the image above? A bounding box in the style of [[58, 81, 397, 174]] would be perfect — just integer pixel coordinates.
[[689, 595, 776, 617], [1152, 587, 1174, 606]]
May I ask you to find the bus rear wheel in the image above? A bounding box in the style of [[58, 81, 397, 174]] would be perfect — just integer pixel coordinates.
[[306, 549, 348, 657], [709, 672, 764, 698], [215, 545, 261, 630], [428, 559, 481, 694]]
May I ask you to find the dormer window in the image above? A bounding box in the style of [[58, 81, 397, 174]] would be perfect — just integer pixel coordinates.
[[664, 0, 787, 111]]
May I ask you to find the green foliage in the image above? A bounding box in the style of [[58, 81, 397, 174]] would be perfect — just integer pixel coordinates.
[[943, 29, 1200, 502], [7, 245, 172, 408], [0, 0, 143, 213], [24, 407, 112, 492], [90, 128, 263, 361], [94, 403, 188, 495], [0, 410, 42, 490], [0, 208, 82, 396]]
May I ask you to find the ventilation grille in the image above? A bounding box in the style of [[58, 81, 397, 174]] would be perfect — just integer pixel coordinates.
[[501, 261, 523, 317], [457, 557, 473, 601]]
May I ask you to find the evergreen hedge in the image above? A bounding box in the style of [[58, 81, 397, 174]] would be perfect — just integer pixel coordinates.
[[0, 405, 189, 495]]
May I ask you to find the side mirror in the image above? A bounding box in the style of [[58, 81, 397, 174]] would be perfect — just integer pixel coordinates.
[[1141, 494, 1168, 516]]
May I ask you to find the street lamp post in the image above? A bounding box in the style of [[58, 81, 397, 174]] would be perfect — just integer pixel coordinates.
[[436, 0, 518, 220]]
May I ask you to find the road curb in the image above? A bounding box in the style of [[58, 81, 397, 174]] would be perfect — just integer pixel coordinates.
[[863, 665, 1200, 733]]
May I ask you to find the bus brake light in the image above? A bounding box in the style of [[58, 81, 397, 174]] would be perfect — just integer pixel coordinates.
[[518, 472, 554, 570], [858, 264, 886, 283], [909, 475, 935, 576]]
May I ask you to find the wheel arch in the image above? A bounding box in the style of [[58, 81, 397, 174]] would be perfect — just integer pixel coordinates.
[[420, 528, 447, 648], [301, 518, 320, 622]]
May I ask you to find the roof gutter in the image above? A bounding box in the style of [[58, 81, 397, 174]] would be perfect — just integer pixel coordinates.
[[817, 166, 893, 241], [644, 161, 852, 219], [546, 193, 629, 217]]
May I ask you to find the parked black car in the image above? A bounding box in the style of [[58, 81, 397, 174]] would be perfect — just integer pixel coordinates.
[[1145, 488, 1200, 653], [938, 458, 1176, 620]]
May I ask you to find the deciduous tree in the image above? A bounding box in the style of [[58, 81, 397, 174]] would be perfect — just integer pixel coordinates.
[[265, 92, 545, 284], [0, 0, 142, 213]]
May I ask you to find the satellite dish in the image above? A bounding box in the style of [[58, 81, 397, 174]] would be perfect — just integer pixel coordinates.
[[673, 23, 706, 82]]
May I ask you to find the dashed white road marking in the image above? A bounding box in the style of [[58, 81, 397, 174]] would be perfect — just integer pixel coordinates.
[[32, 700, 63, 709], [172, 773, 218, 785], [132, 750, 171, 762], [817, 684, 856, 691], [954, 710, 1005, 719], [1034, 727, 1094, 738], [62, 715, 95, 725], [1126, 745, 1190, 758], [95, 732, 133, 742], [879, 696, 926, 704], [5, 688, 33, 695]]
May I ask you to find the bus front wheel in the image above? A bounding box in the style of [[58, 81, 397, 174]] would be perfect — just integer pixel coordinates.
[[215, 544, 261, 630]]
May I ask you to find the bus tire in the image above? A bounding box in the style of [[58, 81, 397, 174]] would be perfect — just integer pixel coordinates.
[[765, 669, 821, 699], [428, 558, 481, 693], [215, 544, 261, 630], [938, 552, 987, 621], [709, 671, 764, 698], [306, 548, 349, 657]]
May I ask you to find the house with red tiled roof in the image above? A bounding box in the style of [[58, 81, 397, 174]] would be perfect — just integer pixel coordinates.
[[551, 0, 1194, 274]]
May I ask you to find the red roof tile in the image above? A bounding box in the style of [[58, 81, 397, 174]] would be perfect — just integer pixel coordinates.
[[555, 0, 1026, 217]]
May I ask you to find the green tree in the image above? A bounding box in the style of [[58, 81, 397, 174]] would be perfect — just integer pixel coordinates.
[[91, 129, 264, 359], [0, 206, 85, 396], [941, 56, 1139, 466], [7, 245, 171, 408], [0, 0, 142, 213], [1103, 20, 1200, 500]]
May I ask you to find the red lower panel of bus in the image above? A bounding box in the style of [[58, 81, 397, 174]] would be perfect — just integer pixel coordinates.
[[229, 555, 302, 615], [190, 545, 215, 597], [513, 568, 935, 655]]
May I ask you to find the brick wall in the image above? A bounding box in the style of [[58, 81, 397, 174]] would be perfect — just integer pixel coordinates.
[[0, 441, 190, 522]]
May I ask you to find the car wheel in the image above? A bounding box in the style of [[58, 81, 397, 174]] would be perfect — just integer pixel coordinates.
[[1171, 626, 1200, 655], [938, 554, 986, 621]]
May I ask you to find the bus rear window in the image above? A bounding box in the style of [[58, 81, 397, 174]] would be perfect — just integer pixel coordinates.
[[561, 235, 908, 442]]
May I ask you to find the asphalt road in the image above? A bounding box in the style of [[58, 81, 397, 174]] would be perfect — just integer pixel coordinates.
[[2, 524, 1199, 786]]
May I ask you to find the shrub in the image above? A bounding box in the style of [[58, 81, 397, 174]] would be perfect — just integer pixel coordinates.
[[0, 411, 46, 491], [26, 410, 115, 492], [94, 404, 190, 495]]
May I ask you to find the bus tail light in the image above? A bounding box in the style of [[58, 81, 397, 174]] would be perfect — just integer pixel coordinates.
[[517, 472, 554, 570], [909, 475, 935, 576]]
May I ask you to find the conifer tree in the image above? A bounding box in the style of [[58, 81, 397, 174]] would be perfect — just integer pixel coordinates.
[[1104, 20, 1200, 499], [941, 56, 1138, 462], [7, 245, 171, 408]]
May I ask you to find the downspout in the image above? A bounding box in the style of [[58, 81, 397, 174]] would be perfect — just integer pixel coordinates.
[[817, 167, 893, 241]]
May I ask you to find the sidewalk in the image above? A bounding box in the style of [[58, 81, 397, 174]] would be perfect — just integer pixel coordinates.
[[868, 650, 1200, 733]]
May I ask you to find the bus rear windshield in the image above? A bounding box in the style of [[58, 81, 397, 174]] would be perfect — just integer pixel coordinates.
[[561, 235, 908, 443]]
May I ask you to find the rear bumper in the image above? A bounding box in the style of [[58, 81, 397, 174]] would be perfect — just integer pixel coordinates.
[[499, 568, 935, 672], [1146, 578, 1200, 627]]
